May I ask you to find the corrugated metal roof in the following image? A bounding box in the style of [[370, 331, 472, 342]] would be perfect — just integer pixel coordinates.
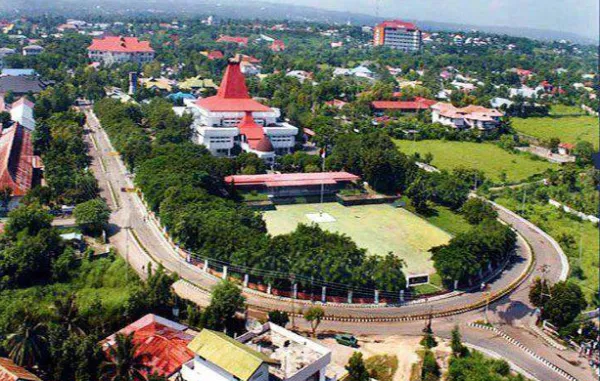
[[187, 330, 275, 381], [0, 358, 42, 381]]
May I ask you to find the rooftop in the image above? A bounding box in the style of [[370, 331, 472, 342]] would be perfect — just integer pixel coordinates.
[[101, 314, 195, 377], [195, 61, 272, 112], [225, 172, 360, 188], [0, 124, 38, 197], [237, 323, 331, 380], [187, 329, 276, 381], [377, 20, 418, 30], [0, 358, 42, 381], [87, 36, 154, 53], [372, 97, 436, 111]]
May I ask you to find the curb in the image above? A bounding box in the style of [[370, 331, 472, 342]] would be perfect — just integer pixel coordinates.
[[468, 323, 579, 381]]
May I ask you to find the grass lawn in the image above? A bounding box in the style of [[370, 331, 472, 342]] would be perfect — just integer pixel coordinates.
[[512, 113, 599, 148], [394, 139, 556, 183], [399, 196, 471, 236], [263, 202, 452, 275], [493, 196, 599, 304], [549, 104, 586, 116]]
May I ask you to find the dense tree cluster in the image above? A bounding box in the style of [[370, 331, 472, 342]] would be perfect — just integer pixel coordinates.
[[430, 219, 516, 287]]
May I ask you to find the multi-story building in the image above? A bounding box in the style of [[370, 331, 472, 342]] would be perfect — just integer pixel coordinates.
[[87, 36, 154, 66], [186, 59, 298, 162], [373, 20, 422, 51]]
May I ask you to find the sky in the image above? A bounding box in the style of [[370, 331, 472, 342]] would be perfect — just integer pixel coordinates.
[[268, 0, 599, 39]]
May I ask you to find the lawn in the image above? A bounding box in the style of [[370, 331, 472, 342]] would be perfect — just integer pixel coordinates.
[[512, 113, 599, 148], [263, 202, 452, 275], [394, 139, 556, 183], [493, 196, 599, 304]]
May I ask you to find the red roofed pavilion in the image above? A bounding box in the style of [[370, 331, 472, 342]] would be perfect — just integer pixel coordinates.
[[216, 35, 248, 46], [101, 314, 195, 378], [372, 97, 436, 112]]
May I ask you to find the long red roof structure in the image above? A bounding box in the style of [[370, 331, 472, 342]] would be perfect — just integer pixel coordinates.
[[87, 36, 154, 53], [101, 314, 194, 378], [0, 358, 42, 381], [0, 124, 37, 197], [225, 172, 360, 188], [377, 20, 418, 30], [195, 61, 272, 112], [372, 97, 436, 111]]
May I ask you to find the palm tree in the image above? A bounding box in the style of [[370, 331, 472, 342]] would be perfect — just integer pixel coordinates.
[[7, 312, 48, 368], [51, 293, 85, 336], [101, 333, 151, 381]]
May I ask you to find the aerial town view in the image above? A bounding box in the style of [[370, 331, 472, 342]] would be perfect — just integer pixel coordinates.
[[0, 0, 598, 380]]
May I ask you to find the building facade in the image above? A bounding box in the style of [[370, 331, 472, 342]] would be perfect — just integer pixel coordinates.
[[431, 103, 504, 130], [87, 36, 155, 65], [186, 60, 298, 161], [373, 20, 422, 51]]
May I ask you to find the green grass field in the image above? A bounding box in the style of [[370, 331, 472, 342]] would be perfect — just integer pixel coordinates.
[[263, 202, 452, 275], [394, 139, 556, 183], [512, 113, 599, 148], [494, 196, 599, 304]]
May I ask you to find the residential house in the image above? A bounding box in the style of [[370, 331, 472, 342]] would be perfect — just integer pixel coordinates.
[[286, 70, 313, 84], [22, 45, 43, 56], [0, 75, 46, 95], [178, 75, 218, 94], [333, 65, 374, 80], [325, 99, 347, 109], [558, 142, 575, 156], [0, 48, 16, 69], [186, 60, 298, 161], [139, 77, 175, 93], [181, 323, 334, 381], [204, 50, 224, 60], [216, 35, 248, 46], [431, 102, 504, 130], [270, 39, 285, 52], [101, 314, 196, 378], [1, 69, 36, 77], [509, 85, 544, 99]]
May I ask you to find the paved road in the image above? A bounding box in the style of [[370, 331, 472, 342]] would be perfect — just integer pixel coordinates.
[[82, 108, 594, 381]]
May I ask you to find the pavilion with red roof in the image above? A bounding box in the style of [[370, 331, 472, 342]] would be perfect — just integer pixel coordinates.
[[187, 59, 298, 160], [372, 97, 437, 113]]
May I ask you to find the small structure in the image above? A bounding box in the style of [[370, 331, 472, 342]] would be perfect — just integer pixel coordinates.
[[558, 142, 575, 156], [225, 172, 360, 199], [1, 68, 36, 77], [0, 75, 46, 95], [204, 50, 224, 60], [0, 357, 42, 381], [101, 314, 195, 378], [270, 39, 285, 52], [22, 45, 44, 56], [181, 323, 333, 381]]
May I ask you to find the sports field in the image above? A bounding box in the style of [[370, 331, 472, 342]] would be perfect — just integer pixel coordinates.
[[263, 203, 452, 275], [512, 114, 599, 148], [394, 139, 556, 183]]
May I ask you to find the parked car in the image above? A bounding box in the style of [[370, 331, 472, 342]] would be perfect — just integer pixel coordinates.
[[334, 334, 358, 347]]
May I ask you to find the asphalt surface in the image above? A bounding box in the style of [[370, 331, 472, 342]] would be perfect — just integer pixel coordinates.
[[82, 107, 595, 381]]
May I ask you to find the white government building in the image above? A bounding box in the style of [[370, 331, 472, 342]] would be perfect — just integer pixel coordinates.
[[185, 59, 298, 162]]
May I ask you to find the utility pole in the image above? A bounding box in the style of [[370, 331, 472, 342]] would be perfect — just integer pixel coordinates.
[[290, 274, 296, 330]]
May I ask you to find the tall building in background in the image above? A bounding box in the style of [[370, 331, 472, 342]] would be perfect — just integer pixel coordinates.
[[373, 20, 422, 51]]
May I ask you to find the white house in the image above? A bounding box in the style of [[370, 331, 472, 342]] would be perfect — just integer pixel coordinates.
[[509, 85, 544, 99], [186, 60, 298, 161], [431, 103, 504, 130], [22, 45, 44, 56], [181, 323, 334, 381], [333, 66, 374, 80]]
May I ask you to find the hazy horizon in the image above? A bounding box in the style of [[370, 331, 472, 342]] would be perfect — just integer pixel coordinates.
[[266, 0, 599, 39]]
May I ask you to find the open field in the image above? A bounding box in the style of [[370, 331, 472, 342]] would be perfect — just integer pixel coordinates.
[[512, 113, 599, 148], [263, 203, 452, 275], [394, 140, 556, 183]]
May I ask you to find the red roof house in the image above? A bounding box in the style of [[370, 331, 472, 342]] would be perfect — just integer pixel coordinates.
[[0, 124, 40, 198], [87, 36, 154, 53], [101, 314, 195, 378], [0, 358, 42, 381], [372, 97, 437, 112], [206, 50, 224, 60], [216, 35, 249, 46], [270, 40, 286, 52], [195, 60, 272, 112]]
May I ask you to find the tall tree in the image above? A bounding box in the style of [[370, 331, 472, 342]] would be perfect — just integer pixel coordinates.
[[346, 352, 370, 381], [101, 333, 150, 381]]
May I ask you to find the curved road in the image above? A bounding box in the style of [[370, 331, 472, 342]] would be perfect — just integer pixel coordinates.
[[82, 108, 594, 381]]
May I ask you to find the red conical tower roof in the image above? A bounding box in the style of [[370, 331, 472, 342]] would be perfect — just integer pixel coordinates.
[[216, 61, 250, 99], [238, 112, 264, 141], [255, 135, 274, 153]]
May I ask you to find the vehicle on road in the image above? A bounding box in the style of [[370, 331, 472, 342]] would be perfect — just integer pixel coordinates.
[[335, 334, 358, 347]]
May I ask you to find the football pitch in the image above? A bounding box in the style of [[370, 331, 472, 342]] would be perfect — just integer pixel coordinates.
[[263, 203, 452, 275]]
